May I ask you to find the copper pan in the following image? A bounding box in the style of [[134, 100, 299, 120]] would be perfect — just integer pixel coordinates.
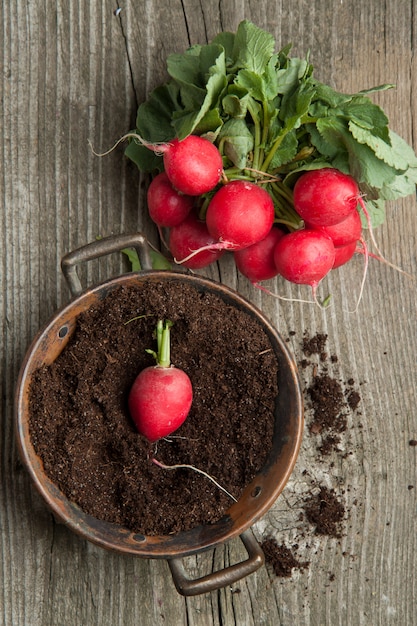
[[15, 232, 303, 596]]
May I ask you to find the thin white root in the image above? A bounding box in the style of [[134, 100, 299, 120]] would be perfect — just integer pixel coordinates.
[[157, 226, 171, 252], [254, 282, 318, 305], [173, 241, 231, 265], [88, 132, 169, 158], [358, 197, 414, 280], [152, 458, 237, 502], [348, 237, 369, 314]]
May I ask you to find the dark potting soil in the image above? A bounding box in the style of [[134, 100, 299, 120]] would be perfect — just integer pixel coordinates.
[[303, 486, 345, 538], [29, 280, 279, 536], [302, 332, 329, 361], [308, 373, 346, 433], [261, 537, 309, 577]]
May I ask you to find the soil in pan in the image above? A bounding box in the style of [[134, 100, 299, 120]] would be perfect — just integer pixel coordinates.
[[28, 279, 280, 536]]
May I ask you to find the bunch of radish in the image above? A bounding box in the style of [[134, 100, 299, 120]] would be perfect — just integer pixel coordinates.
[[107, 21, 416, 305], [144, 134, 369, 301]]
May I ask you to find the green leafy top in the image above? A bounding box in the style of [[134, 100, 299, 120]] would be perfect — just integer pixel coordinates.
[[125, 20, 417, 228]]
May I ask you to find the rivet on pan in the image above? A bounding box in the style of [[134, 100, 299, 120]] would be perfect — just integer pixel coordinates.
[[251, 486, 262, 498], [58, 326, 68, 339]]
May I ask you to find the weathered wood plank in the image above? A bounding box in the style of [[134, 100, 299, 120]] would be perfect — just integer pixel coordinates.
[[1, 1, 416, 625]]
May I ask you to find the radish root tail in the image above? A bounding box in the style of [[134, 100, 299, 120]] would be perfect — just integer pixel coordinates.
[[88, 132, 170, 158], [358, 197, 414, 280], [173, 241, 234, 265], [348, 236, 370, 314], [254, 281, 328, 307], [152, 458, 237, 502]]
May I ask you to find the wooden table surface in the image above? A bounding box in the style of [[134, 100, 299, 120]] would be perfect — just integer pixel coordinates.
[[2, 1, 416, 624]]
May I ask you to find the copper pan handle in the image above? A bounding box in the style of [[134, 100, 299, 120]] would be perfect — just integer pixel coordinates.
[[61, 232, 153, 297], [167, 529, 264, 596]]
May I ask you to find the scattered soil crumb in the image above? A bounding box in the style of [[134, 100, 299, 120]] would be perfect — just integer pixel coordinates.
[[318, 434, 341, 456], [261, 537, 309, 577], [346, 389, 361, 411], [302, 332, 362, 454], [302, 332, 328, 359], [308, 373, 346, 434], [304, 486, 345, 538]]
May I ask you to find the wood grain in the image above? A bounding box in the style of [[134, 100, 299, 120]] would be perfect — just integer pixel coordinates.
[[1, 1, 416, 624]]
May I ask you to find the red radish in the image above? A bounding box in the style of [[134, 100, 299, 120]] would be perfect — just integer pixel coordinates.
[[169, 212, 225, 269], [332, 240, 357, 269], [173, 181, 275, 265], [206, 180, 275, 250], [294, 167, 410, 284], [307, 208, 362, 247], [274, 229, 335, 295], [147, 172, 193, 227], [161, 136, 223, 196], [293, 168, 360, 226], [234, 226, 285, 282], [93, 132, 223, 196], [128, 320, 193, 442]]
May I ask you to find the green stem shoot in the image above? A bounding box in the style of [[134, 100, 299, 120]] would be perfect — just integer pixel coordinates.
[[146, 319, 173, 368], [247, 99, 262, 171], [260, 129, 290, 172]]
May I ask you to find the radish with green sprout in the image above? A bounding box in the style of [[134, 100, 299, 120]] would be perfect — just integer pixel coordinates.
[[128, 320, 193, 442]]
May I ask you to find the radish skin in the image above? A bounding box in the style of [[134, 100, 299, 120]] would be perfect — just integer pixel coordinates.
[[234, 227, 285, 282], [129, 367, 193, 442], [332, 240, 357, 268], [274, 229, 335, 295], [206, 180, 275, 250], [161, 136, 223, 196], [169, 212, 225, 269], [306, 209, 362, 247], [147, 172, 193, 227], [293, 168, 359, 226]]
